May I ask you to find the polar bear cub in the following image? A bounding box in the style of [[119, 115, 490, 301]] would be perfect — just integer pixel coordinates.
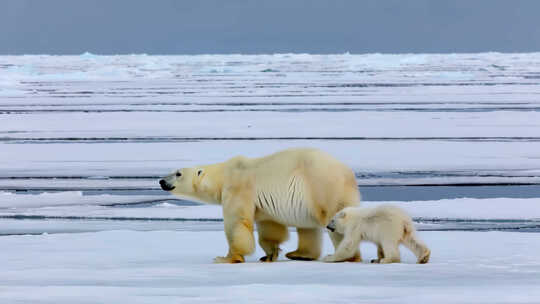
[[324, 205, 430, 264]]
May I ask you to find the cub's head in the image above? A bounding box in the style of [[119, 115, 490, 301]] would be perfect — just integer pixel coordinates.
[[326, 208, 352, 234], [159, 165, 222, 204]]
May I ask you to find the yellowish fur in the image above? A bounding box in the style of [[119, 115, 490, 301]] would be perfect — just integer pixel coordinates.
[[324, 205, 431, 264], [161, 148, 361, 263]]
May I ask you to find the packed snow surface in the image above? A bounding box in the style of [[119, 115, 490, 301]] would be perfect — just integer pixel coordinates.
[[1, 230, 540, 303]]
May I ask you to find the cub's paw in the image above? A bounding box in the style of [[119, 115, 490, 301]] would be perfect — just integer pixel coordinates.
[[418, 249, 431, 264], [379, 257, 400, 264], [213, 255, 244, 264], [322, 255, 339, 263]]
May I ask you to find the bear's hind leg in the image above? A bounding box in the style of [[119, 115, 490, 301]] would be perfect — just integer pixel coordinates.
[[379, 241, 401, 264], [286, 228, 322, 261], [402, 234, 431, 264], [257, 220, 289, 262], [371, 244, 385, 263]]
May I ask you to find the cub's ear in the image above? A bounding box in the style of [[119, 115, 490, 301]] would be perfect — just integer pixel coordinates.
[[197, 169, 203, 176]]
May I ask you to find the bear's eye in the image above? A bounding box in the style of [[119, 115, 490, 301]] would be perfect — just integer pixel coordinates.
[[197, 170, 203, 176], [176, 172, 182, 177]]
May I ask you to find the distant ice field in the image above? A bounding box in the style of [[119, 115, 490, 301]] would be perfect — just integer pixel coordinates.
[[1, 52, 540, 225], [1, 53, 540, 303], [0, 190, 538, 235], [1, 53, 540, 185]]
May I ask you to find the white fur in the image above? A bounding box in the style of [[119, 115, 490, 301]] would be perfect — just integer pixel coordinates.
[[161, 148, 361, 263], [255, 174, 315, 228], [324, 205, 431, 264]]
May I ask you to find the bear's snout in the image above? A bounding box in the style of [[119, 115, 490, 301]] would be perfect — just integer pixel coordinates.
[[326, 220, 336, 232], [159, 179, 175, 191]]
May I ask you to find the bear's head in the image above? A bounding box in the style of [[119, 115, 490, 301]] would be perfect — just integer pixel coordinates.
[[159, 164, 224, 204], [326, 208, 352, 233]]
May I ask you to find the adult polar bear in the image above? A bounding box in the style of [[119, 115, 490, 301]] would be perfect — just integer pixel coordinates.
[[159, 148, 361, 263]]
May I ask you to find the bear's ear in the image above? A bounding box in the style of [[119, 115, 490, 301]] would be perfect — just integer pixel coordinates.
[[197, 169, 203, 176]]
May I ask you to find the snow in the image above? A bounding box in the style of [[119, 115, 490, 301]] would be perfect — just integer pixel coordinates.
[[1, 230, 539, 303], [3, 111, 540, 139], [364, 198, 540, 220], [0, 191, 168, 208]]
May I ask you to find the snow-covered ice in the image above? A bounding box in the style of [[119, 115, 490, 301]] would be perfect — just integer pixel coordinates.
[[1, 230, 540, 303], [1, 191, 539, 221], [0, 191, 172, 208]]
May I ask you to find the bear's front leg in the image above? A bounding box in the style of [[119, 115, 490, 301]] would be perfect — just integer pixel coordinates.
[[215, 185, 256, 264], [213, 252, 245, 264], [322, 254, 340, 262], [323, 234, 361, 263], [327, 231, 362, 262]]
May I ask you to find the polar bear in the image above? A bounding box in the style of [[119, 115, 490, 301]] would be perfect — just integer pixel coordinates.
[[159, 148, 361, 263], [324, 205, 430, 264]]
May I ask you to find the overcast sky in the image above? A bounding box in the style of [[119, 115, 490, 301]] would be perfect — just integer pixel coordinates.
[[1, 0, 540, 55]]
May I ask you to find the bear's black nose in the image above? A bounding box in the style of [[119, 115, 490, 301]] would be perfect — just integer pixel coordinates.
[[159, 179, 175, 191], [326, 225, 335, 232]]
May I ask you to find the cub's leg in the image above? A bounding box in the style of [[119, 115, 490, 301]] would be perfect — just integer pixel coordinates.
[[329, 231, 361, 262], [370, 244, 385, 263], [214, 189, 255, 264], [323, 233, 361, 262], [328, 230, 343, 248], [378, 241, 401, 264], [286, 228, 322, 261], [402, 234, 431, 264], [256, 220, 289, 262]]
